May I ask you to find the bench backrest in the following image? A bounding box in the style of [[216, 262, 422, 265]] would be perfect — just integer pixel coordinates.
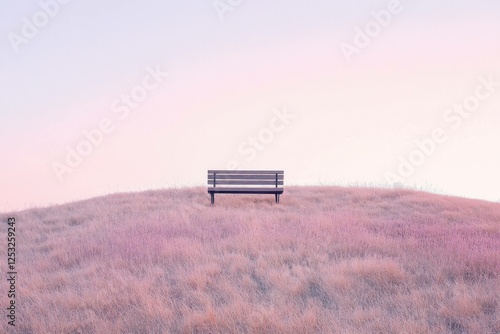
[[208, 170, 284, 188]]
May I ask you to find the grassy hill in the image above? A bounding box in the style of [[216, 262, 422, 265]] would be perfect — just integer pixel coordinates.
[[1, 186, 499, 333]]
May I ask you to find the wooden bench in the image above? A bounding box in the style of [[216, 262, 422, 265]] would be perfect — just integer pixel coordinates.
[[208, 170, 284, 205]]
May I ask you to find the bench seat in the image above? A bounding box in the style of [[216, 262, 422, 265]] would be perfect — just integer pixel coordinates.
[[207, 170, 284, 205], [208, 187, 284, 194]]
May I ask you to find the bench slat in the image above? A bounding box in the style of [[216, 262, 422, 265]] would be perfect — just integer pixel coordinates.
[[208, 187, 283, 194], [208, 170, 283, 175], [208, 174, 283, 180], [208, 180, 284, 186]]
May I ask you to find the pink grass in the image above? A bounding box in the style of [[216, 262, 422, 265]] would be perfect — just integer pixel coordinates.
[[1, 186, 499, 333]]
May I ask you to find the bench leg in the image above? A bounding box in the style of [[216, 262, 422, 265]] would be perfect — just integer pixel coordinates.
[[275, 194, 280, 203], [211, 193, 214, 205]]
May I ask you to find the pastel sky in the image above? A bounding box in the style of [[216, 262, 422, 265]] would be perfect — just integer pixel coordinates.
[[1, 0, 499, 212]]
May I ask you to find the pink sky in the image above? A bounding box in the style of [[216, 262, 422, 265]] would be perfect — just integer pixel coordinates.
[[1, 0, 500, 212]]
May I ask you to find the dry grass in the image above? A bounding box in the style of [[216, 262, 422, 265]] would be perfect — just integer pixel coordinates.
[[1, 186, 499, 333]]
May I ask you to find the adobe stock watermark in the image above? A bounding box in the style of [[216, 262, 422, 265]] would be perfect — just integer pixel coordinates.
[[7, 0, 72, 54], [226, 107, 296, 170], [339, 0, 413, 64], [385, 74, 499, 183], [213, 0, 243, 21], [51, 65, 169, 182]]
